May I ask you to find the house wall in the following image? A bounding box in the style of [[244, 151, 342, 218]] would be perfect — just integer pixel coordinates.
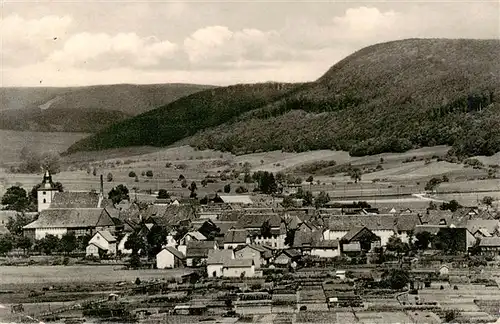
[[223, 266, 255, 278], [372, 230, 395, 246], [311, 248, 339, 258], [35, 227, 67, 240], [224, 243, 245, 250], [274, 254, 291, 265], [252, 234, 285, 249], [89, 232, 110, 251], [86, 244, 99, 257], [37, 189, 57, 212], [157, 250, 175, 269], [207, 264, 223, 277], [235, 248, 263, 268]]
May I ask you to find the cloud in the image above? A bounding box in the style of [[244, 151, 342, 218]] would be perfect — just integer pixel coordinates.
[[0, 14, 73, 66], [47, 32, 178, 69]]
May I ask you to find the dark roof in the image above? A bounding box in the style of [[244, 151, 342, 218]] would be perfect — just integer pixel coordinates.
[[479, 237, 500, 247], [207, 249, 234, 264], [213, 221, 237, 235], [466, 219, 500, 234], [223, 259, 253, 268], [144, 205, 197, 228], [24, 208, 113, 229], [50, 192, 101, 208], [278, 249, 301, 258], [327, 214, 421, 231], [342, 227, 369, 242], [162, 246, 186, 260], [236, 214, 282, 229], [224, 230, 248, 244], [420, 210, 453, 225], [186, 241, 216, 258], [293, 230, 322, 247]]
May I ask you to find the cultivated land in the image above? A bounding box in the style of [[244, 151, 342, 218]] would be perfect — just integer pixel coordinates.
[[1, 142, 498, 208]]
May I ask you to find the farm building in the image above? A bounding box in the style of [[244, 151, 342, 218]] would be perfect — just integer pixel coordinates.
[[86, 230, 117, 257], [478, 237, 500, 256], [339, 226, 380, 255], [274, 249, 301, 266], [179, 231, 206, 245], [156, 247, 185, 269], [207, 249, 234, 277]]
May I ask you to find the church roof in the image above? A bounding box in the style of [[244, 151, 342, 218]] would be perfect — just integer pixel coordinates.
[[50, 192, 101, 209], [23, 208, 113, 229]]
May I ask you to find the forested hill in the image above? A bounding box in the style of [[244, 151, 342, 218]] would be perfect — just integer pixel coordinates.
[[68, 38, 500, 158], [0, 83, 214, 133]]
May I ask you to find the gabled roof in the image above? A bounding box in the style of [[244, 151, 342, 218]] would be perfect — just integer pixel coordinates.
[[207, 249, 234, 265], [160, 246, 186, 260], [185, 240, 216, 258], [466, 219, 500, 235], [50, 192, 101, 208], [219, 195, 253, 205], [414, 224, 448, 235], [474, 228, 491, 237], [236, 214, 282, 229], [184, 231, 207, 241], [223, 259, 253, 268], [342, 226, 371, 242], [96, 230, 116, 243], [293, 230, 322, 247], [479, 237, 500, 247], [327, 214, 421, 231], [23, 208, 113, 229], [277, 249, 301, 258], [224, 230, 248, 244]]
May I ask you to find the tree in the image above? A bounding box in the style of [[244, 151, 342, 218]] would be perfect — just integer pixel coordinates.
[[425, 177, 442, 191], [92, 168, 97, 177], [445, 310, 458, 323], [125, 232, 146, 256], [302, 191, 314, 207], [255, 172, 277, 194], [275, 172, 285, 184], [482, 196, 494, 206], [224, 184, 231, 193], [440, 200, 461, 212], [282, 195, 295, 209], [285, 229, 296, 247], [174, 226, 190, 242], [201, 179, 208, 187], [348, 168, 362, 183], [306, 175, 314, 184], [242, 162, 252, 174], [107, 172, 113, 182], [128, 171, 137, 178], [386, 235, 409, 261], [6, 213, 32, 236], [16, 236, 33, 255], [146, 226, 167, 260], [260, 220, 272, 239], [108, 184, 129, 205], [37, 234, 60, 255], [314, 191, 330, 209], [157, 189, 170, 199], [178, 174, 185, 181], [382, 269, 410, 290], [235, 186, 248, 194], [181, 179, 188, 188], [0, 234, 13, 255], [427, 201, 437, 210], [243, 173, 252, 183], [1, 186, 29, 211], [60, 232, 77, 255], [146, 170, 153, 178], [189, 181, 198, 193]]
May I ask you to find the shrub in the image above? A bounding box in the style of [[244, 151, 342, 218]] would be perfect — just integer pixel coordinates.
[[107, 173, 113, 182], [146, 170, 153, 178], [235, 186, 248, 194], [128, 171, 136, 178]]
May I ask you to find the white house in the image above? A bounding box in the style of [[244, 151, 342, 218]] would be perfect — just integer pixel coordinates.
[[156, 247, 185, 269], [180, 231, 206, 245], [222, 259, 256, 278], [86, 230, 117, 257], [207, 249, 234, 278], [310, 240, 340, 258], [234, 245, 272, 269]]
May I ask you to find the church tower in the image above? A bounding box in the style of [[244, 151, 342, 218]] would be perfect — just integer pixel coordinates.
[[37, 170, 58, 212]]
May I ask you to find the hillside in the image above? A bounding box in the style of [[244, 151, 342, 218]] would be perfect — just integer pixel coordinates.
[[0, 83, 214, 132], [67, 39, 500, 158], [66, 82, 301, 153]]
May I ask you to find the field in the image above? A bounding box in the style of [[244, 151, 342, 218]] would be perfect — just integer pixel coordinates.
[[0, 137, 497, 207], [0, 265, 189, 286], [0, 129, 89, 165]]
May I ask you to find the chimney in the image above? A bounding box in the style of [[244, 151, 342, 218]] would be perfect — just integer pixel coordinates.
[[100, 174, 104, 195]]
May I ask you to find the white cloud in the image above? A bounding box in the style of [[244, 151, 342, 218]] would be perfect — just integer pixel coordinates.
[[47, 32, 178, 68]]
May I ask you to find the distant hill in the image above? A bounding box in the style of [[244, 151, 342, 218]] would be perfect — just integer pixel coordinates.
[[0, 83, 214, 132], [67, 39, 500, 158]]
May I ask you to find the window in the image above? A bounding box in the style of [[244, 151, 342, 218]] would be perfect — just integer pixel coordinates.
[[43, 191, 46, 195], [43, 199, 46, 203]]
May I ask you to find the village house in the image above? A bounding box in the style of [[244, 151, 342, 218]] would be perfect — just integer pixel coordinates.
[[323, 214, 421, 246], [219, 195, 253, 205], [207, 249, 234, 277], [339, 227, 381, 255], [156, 247, 185, 269], [223, 229, 249, 249], [179, 231, 207, 245], [273, 249, 301, 266], [293, 230, 340, 258], [185, 240, 218, 267], [221, 259, 256, 278], [478, 237, 500, 256], [234, 244, 272, 268], [86, 230, 117, 257], [465, 219, 500, 238]]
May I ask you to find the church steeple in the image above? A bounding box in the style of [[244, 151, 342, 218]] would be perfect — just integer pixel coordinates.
[[37, 170, 58, 212]]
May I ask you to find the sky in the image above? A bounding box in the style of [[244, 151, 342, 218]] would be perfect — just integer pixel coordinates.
[[1, 1, 499, 87]]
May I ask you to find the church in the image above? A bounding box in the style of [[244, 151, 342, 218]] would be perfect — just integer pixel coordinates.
[[23, 171, 117, 240]]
